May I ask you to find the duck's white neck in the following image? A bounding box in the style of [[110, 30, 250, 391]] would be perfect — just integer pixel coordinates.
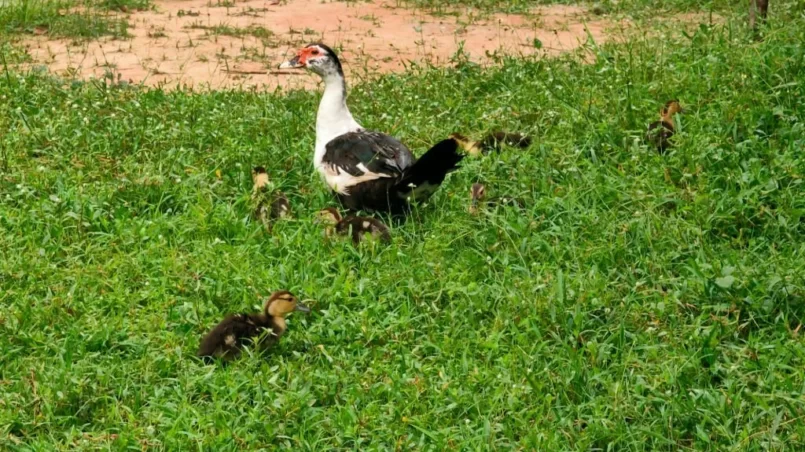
[[314, 72, 361, 169]]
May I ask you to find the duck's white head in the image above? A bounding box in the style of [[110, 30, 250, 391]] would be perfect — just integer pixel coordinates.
[[280, 43, 343, 79]]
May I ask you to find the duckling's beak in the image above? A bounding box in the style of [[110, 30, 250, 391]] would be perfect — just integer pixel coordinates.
[[279, 55, 303, 69], [294, 301, 312, 313]]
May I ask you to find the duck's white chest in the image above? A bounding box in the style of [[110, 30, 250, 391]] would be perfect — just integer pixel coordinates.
[[313, 140, 340, 189], [313, 80, 363, 193], [315, 140, 391, 195]]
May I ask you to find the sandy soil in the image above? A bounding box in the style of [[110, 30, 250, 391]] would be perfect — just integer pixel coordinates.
[[18, 0, 624, 90]]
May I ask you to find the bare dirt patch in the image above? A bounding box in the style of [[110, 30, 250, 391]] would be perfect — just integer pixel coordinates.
[[18, 0, 622, 90]]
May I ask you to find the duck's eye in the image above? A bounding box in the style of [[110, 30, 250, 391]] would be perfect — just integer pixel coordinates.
[[311, 49, 320, 56]]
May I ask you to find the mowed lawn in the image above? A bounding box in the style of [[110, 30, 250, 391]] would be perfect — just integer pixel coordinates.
[[2, 1, 805, 449]]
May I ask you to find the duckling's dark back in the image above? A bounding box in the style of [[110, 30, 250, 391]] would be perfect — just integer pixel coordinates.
[[647, 120, 675, 153], [480, 131, 532, 153], [270, 193, 291, 219], [336, 216, 391, 244], [252, 182, 272, 228], [197, 312, 282, 361]]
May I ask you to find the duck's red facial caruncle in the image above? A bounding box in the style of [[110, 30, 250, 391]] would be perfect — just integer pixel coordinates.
[[279, 43, 344, 77], [279, 45, 326, 69]]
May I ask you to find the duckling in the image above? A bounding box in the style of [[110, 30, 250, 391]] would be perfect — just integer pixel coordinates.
[[197, 290, 311, 362], [337, 215, 391, 245], [469, 183, 526, 213], [315, 208, 391, 244], [252, 166, 270, 191], [252, 166, 272, 227], [646, 100, 684, 153], [270, 193, 291, 219], [482, 131, 532, 151], [469, 183, 486, 215], [315, 207, 342, 238], [450, 131, 532, 156], [252, 166, 291, 230]]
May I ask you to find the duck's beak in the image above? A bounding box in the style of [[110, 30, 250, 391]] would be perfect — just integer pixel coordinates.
[[279, 55, 304, 69], [294, 300, 312, 313]]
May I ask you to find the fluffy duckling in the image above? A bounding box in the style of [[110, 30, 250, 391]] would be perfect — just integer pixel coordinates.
[[450, 131, 532, 157], [270, 193, 291, 219], [337, 216, 391, 245], [315, 208, 391, 244], [469, 183, 486, 215], [252, 166, 291, 230], [646, 100, 684, 153], [197, 290, 310, 362], [315, 207, 342, 239], [469, 183, 526, 213]]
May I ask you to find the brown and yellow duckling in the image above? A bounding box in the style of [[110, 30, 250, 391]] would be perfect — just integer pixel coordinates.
[[469, 183, 526, 214], [252, 166, 291, 230], [197, 290, 311, 362], [450, 131, 532, 157], [646, 100, 684, 153], [315, 207, 391, 245], [469, 183, 486, 215]]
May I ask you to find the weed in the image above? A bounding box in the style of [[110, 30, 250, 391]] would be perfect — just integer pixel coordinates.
[[177, 9, 202, 17], [147, 26, 167, 38]]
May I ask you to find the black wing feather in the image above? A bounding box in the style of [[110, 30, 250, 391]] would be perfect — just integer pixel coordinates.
[[323, 131, 414, 177]]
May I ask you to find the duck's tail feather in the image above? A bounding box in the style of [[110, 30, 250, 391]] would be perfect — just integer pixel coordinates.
[[394, 138, 463, 200]]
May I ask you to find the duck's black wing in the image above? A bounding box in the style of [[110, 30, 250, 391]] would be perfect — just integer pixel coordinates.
[[322, 131, 414, 180]]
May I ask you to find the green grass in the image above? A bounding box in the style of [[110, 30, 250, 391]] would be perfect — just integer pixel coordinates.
[[394, 0, 733, 16], [0, 0, 149, 39], [185, 21, 274, 39], [100, 0, 150, 12], [3, 1, 805, 449]]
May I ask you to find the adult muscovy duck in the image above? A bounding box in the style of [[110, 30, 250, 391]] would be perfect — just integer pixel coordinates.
[[279, 43, 463, 215]]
